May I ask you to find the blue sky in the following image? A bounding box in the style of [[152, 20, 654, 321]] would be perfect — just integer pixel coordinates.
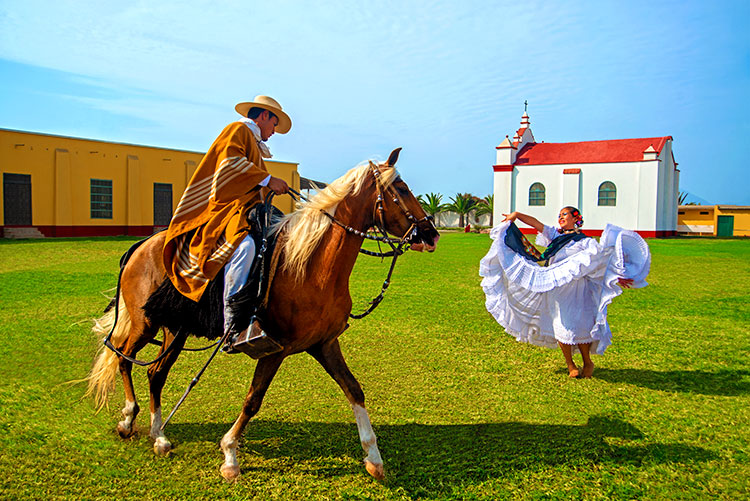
[[1, 0, 749, 204]]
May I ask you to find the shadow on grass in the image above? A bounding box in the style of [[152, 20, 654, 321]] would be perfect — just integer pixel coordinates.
[[595, 368, 750, 396], [167, 415, 714, 495]]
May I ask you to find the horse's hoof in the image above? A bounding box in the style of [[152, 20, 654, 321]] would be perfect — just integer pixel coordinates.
[[365, 460, 385, 481], [153, 437, 172, 456], [116, 423, 135, 439], [220, 464, 241, 481]]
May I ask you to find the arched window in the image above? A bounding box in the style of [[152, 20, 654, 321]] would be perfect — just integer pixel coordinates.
[[529, 182, 545, 206], [598, 181, 616, 206]]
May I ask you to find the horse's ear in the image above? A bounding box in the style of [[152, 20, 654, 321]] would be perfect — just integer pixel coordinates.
[[386, 148, 402, 167]]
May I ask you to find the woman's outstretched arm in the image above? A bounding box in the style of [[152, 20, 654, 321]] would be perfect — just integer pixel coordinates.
[[501, 211, 545, 232]]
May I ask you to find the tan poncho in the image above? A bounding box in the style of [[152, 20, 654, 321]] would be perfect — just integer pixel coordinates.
[[163, 121, 270, 301]]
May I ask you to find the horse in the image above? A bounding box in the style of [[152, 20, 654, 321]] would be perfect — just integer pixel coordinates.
[[86, 148, 439, 481]]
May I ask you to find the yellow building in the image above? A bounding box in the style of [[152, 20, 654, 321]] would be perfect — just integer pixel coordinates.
[[1, 128, 299, 237], [677, 205, 750, 237]]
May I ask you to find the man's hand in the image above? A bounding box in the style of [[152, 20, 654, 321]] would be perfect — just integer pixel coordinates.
[[267, 176, 289, 195]]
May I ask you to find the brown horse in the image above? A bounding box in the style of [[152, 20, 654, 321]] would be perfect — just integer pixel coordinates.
[[86, 148, 439, 481]]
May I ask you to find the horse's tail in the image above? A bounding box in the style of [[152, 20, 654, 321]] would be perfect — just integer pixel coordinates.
[[85, 294, 131, 410]]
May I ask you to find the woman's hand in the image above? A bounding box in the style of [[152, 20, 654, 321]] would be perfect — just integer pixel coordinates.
[[501, 212, 518, 223], [617, 278, 634, 288]]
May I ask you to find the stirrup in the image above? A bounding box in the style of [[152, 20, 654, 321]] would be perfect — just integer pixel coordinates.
[[224, 320, 283, 359]]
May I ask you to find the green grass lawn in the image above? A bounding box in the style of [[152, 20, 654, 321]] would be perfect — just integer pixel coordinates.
[[0, 233, 748, 500]]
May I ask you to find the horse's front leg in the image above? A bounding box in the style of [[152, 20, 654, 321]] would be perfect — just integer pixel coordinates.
[[220, 353, 285, 481], [308, 339, 384, 480], [115, 317, 155, 438]]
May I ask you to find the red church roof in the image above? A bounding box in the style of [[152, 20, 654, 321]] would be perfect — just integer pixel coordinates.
[[514, 137, 672, 165]]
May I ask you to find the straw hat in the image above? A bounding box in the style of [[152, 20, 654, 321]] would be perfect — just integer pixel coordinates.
[[234, 95, 292, 134]]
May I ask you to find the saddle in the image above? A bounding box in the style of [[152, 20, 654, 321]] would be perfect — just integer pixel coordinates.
[[142, 199, 285, 354]]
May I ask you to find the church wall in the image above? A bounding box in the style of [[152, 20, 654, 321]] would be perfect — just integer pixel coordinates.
[[513, 162, 648, 233], [580, 162, 640, 232], [673, 169, 680, 229], [636, 162, 659, 232], [492, 169, 513, 224], [660, 141, 678, 232], [504, 159, 672, 236], [654, 152, 666, 231], [561, 171, 581, 209], [514, 164, 565, 226]]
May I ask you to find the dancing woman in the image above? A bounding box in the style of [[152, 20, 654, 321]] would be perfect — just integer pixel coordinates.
[[479, 207, 651, 378]]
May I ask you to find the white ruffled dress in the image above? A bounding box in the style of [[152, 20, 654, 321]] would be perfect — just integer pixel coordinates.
[[479, 222, 651, 354]]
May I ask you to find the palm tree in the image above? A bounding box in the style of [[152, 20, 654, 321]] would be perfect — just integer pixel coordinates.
[[475, 194, 494, 226], [447, 193, 477, 228], [417, 193, 448, 226], [678, 191, 689, 205]]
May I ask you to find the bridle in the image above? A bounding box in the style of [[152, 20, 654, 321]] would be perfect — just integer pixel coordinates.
[[371, 161, 433, 245], [315, 161, 434, 319]]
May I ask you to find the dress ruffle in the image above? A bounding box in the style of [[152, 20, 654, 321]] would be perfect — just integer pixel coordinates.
[[479, 222, 650, 354]]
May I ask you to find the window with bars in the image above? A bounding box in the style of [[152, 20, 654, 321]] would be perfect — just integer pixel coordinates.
[[528, 182, 545, 206], [598, 181, 617, 206], [90, 179, 113, 219]]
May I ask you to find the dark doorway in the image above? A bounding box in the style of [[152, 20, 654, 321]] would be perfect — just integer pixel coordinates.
[[153, 183, 173, 227], [3, 173, 32, 225], [716, 215, 734, 237]]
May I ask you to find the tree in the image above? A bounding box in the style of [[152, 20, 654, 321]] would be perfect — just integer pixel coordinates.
[[678, 191, 689, 205], [417, 193, 448, 226], [475, 194, 494, 226], [447, 193, 477, 228]]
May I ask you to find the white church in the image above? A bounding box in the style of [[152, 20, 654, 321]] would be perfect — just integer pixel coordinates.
[[492, 112, 678, 237]]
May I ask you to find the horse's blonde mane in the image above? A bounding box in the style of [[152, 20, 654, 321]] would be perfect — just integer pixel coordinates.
[[276, 161, 399, 281]]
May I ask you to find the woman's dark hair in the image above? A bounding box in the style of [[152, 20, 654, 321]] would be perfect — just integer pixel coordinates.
[[562, 206, 584, 228]]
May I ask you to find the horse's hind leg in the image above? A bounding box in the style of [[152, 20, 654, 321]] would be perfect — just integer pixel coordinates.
[[115, 321, 156, 438], [220, 353, 285, 481], [308, 339, 384, 480], [116, 357, 138, 438], [147, 328, 187, 455]]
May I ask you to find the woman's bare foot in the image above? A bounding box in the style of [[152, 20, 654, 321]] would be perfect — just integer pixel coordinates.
[[582, 361, 595, 378], [567, 365, 580, 378]]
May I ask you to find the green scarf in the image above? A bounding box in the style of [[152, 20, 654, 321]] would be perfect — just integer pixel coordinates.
[[539, 230, 589, 262]]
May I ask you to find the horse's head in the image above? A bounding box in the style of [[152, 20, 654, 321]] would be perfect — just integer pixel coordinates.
[[370, 148, 439, 252]]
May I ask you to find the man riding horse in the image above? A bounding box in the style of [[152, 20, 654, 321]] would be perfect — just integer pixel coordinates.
[[162, 95, 292, 351]]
